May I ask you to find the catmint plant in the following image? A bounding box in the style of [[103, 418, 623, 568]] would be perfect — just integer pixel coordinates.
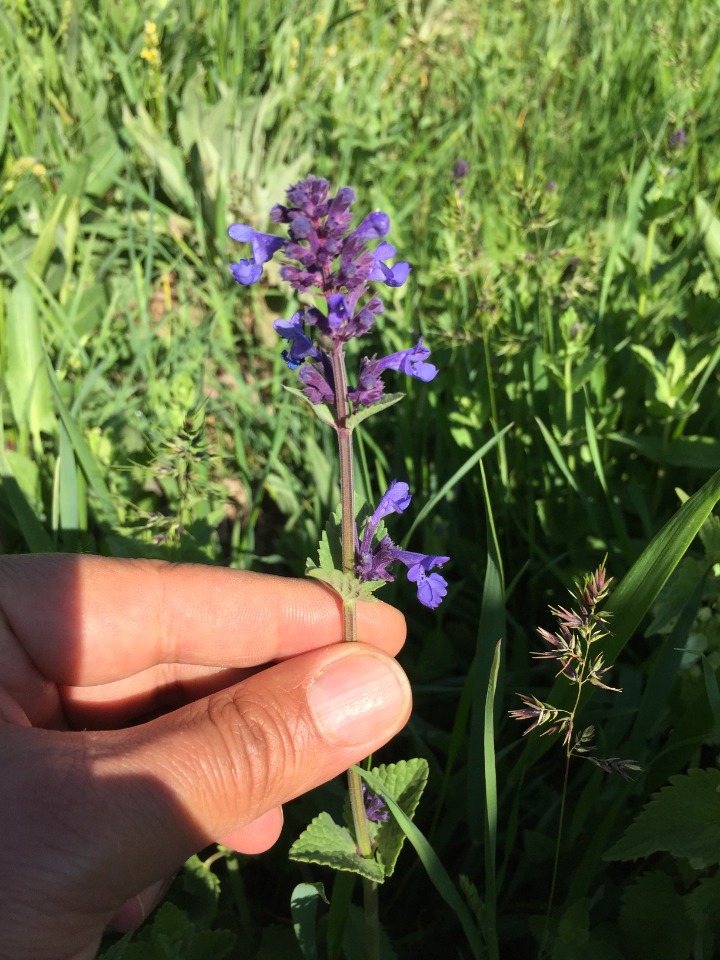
[[229, 177, 446, 955]]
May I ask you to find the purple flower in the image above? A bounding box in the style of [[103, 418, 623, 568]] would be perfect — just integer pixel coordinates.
[[273, 312, 321, 369], [362, 784, 389, 823], [453, 160, 469, 180], [669, 128, 686, 150], [368, 242, 411, 288], [375, 338, 437, 382], [228, 224, 286, 285], [355, 482, 449, 609], [360, 481, 412, 548], [348, 340, 438, 409], [297, 359, 335, 404], [388, 548, 449, 609]]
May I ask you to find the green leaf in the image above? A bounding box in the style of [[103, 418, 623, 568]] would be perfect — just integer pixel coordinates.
[[695, 194, 720, 265], [305, 565, 385, 602], [283, 386, 337, 427], [0, 420, 53, 551], [368, 759, 429, 877], [291, 883, 326, 960], [288, 812, 385, 883], [355, 767, 483, 958], [619, 871, 692, 960], [341, 904, 398, 960], [346, 393, 404, 430], [100, 901, 235, 959], [5, 279, 55, 445], [121, 104, 195, 213], [686, 869, 720, 938], [178, 854, 222, 930], [605, 768, 720, 868], [45, 361, 117, 523]]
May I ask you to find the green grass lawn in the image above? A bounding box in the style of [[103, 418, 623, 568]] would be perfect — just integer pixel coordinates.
[[3, 0, 720, 956]]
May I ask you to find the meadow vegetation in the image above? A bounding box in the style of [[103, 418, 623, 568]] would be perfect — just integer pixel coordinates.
[[2, 0, 720, 956]]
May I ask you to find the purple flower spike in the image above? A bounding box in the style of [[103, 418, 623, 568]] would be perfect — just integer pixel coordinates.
[[375, 338, 438, 383], [369, 242, 411, 288], [228, 223, 286, 285], [273, 313, 321, 369]]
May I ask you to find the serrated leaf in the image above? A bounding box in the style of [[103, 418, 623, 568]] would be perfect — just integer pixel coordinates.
[[289, 812, 385, 882], [605, 768, 720, 867], [686, 868, 720, 935], [283, 385, 336, 427], [367, 760, 429, 877], [346, 393, 404, 430], [106, 902, 235, 960], [178, 854, 221, 929], [305, 565, 385, 602], [619, 871, 692, 960], [313, 515, 343, 573]]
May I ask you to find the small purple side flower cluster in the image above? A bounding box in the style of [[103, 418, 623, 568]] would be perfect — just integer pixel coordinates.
[[228, 176, 437, 409], [362, 783, 389, 823], [357, 480, 449, 609], [229, 177, 448, 609]]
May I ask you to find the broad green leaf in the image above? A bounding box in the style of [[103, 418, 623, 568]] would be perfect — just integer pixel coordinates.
[[5, 279, 55, 444], [289, 812, 385, 883], [346, 393, 404, 430], [0, 65, 12, 154], [369, 759, 429, 877], [99, 901, 235, 959], [686, 870, 720, 937], [45, 361, 118, 522], [26, 193, 69, 280], [695, 194, 720, 265], [290, 883, 326, 960], [0, 434, 53, 552], [178, 854, 221, 930], [121, 104, 195, 213], [619, 871, 692, 960], [608, 433, 720, 471], [282, 386, 336, 427], [605, 768, 720, 868]]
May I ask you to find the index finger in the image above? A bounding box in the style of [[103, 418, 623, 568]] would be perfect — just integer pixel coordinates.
[[0, 555, 406, 686]]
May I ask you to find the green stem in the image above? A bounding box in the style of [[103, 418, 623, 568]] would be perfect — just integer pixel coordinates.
[[330, 343, 379, 960]]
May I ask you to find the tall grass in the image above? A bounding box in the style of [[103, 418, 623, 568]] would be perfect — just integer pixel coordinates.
[[2, 0, 720, 955]]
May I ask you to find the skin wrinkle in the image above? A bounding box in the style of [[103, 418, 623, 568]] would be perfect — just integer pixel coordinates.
[[0, 555, 411, 960]]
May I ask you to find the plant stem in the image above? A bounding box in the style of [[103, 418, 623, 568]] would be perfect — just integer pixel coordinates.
[[330, 342, 380, 960]]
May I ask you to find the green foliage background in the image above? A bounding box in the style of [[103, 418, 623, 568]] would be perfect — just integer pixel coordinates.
[[2, 0, 720, 956]]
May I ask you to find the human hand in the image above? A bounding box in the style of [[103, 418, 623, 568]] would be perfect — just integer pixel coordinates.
[[0, 554, 410, 960]]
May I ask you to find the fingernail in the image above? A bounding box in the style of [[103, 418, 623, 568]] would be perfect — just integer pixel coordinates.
[[307, 651, 410, 747]]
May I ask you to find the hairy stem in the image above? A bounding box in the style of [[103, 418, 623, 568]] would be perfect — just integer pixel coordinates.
[[331, 343, 379, 960]]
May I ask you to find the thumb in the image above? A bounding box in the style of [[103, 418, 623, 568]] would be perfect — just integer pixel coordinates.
[[93, 643, 411, 896]]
